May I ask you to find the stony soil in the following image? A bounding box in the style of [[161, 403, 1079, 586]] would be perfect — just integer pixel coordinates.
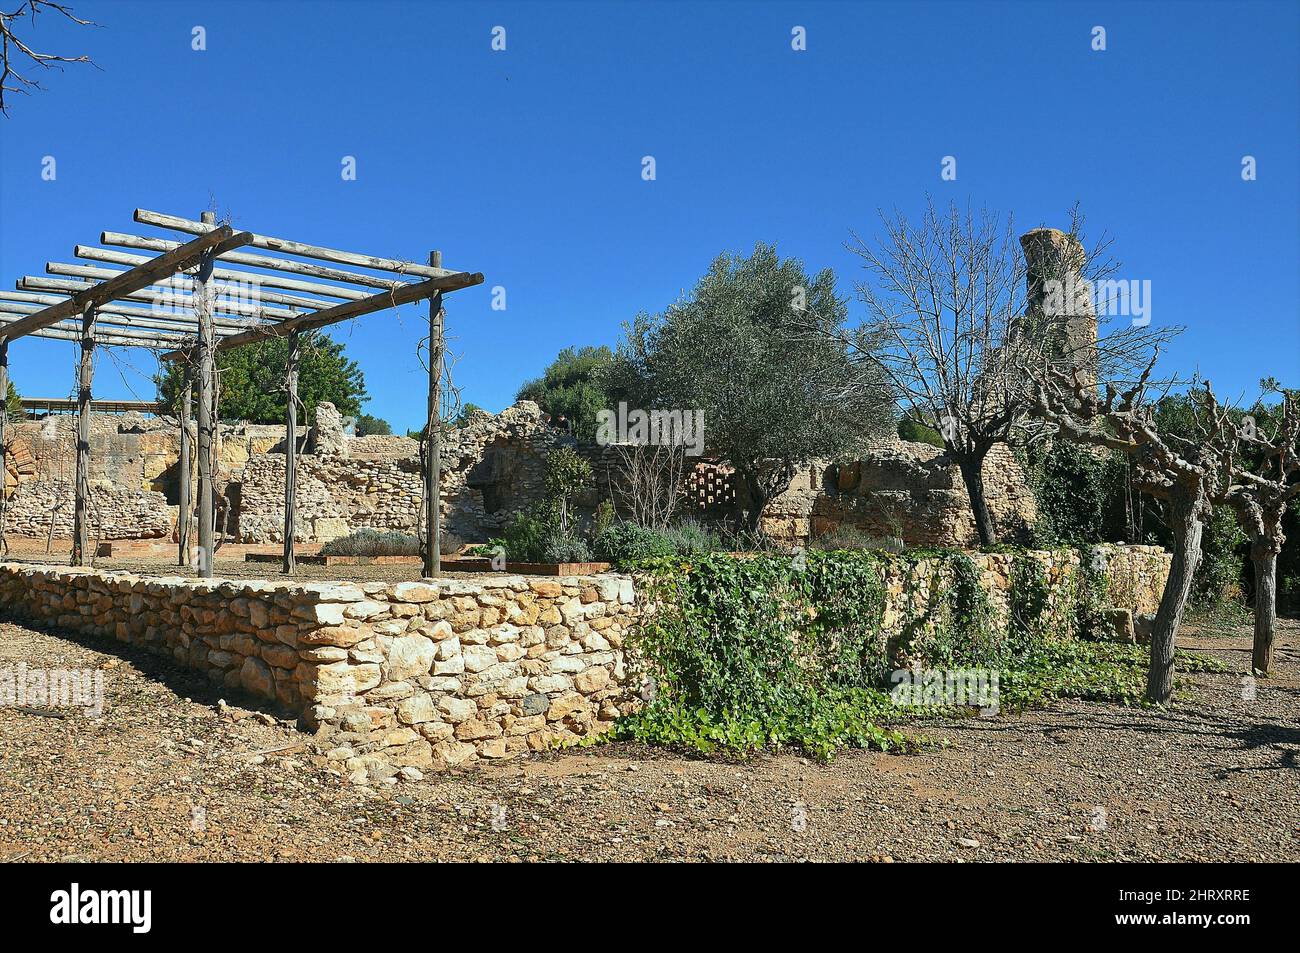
[[1, 613, 1296, 862]]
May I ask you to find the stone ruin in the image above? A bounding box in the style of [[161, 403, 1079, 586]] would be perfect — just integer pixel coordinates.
[[1, 398, 1040, 549], [0, 227, 1096, 550]]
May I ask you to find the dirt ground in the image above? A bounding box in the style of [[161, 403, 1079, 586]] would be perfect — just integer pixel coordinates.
[[1, 604, 1296, 862]]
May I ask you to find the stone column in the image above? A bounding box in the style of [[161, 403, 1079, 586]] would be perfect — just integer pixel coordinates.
[[1019, 227, 1097, 387]]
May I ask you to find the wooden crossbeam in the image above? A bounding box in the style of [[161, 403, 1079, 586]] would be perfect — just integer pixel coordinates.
[[0, 322, 183, 349], [102, 231, 418, 292], [0, 291, 261, 333], [75, 245, 371, 301], [20, 276, 298, 321], [0, 226, 252, 343], [136, 209, 452, 280], [47, 261, 339, 311], [160, 269, 485, 360], [0, 304, 233, 338]]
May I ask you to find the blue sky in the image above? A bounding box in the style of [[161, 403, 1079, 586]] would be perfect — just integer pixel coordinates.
[[1, 0, 1296, 431]]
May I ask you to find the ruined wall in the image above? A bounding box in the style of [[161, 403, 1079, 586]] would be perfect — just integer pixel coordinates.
[[761, 438, 1038, 548], [0, 544, 1169, 774], [235, 401, 592, 544], [2, 480, 173, 541]]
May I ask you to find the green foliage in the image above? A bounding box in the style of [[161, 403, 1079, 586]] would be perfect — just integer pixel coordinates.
[[354, 413, 392, 436], [319, 529, 421, 557], [618, 546, 1225, 760], [613, 242, 892, 524], [516, 345, 615, 443], [898, 417, 945, 448], [998, 640, 1227, 710], [453, 403, 486, 427], [592, 518, 727, 567], [4, 380, 19, 422], [1193, 505, 1247, 606], [156, 333, 367, 424], [615, 551, 910, 758], [1026, 442, 1127, 547], [501, 506, 558, 563]]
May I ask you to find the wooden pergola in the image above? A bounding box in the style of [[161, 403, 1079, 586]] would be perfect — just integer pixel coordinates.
[[0, 208, 482, 578]]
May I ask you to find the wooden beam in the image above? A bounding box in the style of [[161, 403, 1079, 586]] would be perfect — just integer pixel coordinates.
[[102, 231, 421, 292], [0, 316, 186, 349], [0, 300, 234, 337], [47, 261, 342, 312], [195, 213, 218, 579], [71, 308, 95, 566], [76, 245, 372, 301], [431, 249, 447, 577], [19, 276, 298, 321], [135, 209, 453, 280], [160, 269, 484, 360], [0, 290, 270, 334], [283, 330, 299, 575], [0, 338, 9, 556], [178, 370, 192, 567], [0, 226, 252, 343]]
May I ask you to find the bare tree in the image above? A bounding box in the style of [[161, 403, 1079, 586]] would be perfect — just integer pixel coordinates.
[[611, 442, 688, 531], [0, 1, 97, 116], [1207, 390, 1299, 675], [837, 199, 1139, 545], [1033, 358, 1230, 704]]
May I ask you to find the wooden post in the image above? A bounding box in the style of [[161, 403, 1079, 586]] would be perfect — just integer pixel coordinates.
[[423, 251, 444, 578], [178, 368, 192, 566], [71, 306, 96, 566], [0, 338, 9, 556], [195, 211, 217, 578], [282, 330, 300, 574]]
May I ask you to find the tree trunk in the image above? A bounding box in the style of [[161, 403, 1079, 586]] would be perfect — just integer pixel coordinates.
[[736, 467, 769, 535], [956, 450, 995, 547], [1145, 490, 1206, 704], [1250, 540, 1278, 676]]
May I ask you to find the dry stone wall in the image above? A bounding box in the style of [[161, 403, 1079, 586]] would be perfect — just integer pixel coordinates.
[[0, 543, 1169, 775], [0, 563, 639, 775]]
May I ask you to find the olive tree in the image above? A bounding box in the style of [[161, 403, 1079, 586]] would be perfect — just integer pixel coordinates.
[[614, 242, 892, 531]]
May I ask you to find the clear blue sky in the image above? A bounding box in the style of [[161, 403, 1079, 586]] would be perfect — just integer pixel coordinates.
[[1, 0, 1296, 431]]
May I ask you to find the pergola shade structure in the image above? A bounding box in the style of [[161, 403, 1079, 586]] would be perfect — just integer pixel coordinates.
[[0, 208, 483, 577]]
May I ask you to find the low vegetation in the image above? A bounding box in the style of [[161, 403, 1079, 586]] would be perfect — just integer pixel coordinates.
[[611, 550, 1226, 760]]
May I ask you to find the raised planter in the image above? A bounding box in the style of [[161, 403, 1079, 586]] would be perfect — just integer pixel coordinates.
[[244, 553, 421, 566], [242, 553, 613, 575]]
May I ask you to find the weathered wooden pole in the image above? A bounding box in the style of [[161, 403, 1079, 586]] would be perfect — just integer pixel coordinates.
[[177, 367, 192, 566], [423, 251, 444, 578], [71, 305, 96, 566], [195, 211, 217, 578], [0, 338, 9, 556], [282, 329, 300, 574]]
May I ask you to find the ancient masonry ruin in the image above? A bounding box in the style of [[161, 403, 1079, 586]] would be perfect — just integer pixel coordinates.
[[0, 545, 1171, 774], [3, 399, 1040, 549]]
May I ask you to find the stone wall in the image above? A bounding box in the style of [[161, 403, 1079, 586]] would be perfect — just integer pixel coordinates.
[[0, 544, 1169, 774], [761, 439, 1038, 548], [0, 563, 639, 776], [3, 480, 174, 541], [235, 401, 594, 544]]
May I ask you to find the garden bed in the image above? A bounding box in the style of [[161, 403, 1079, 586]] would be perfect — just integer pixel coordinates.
[[242, 553, 613, 575], [244, 553, 421, 567]]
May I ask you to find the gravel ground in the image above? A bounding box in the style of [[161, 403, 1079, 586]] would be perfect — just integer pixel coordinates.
[[1, 615, 1296, 863]]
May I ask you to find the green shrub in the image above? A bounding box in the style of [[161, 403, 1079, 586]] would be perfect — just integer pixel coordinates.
[[319, 529, 421, 557], [541, 535, 592, 564], [592, 519, 726, 567], [501, 506, 557, 562], [1026, 442, 1126, 547]]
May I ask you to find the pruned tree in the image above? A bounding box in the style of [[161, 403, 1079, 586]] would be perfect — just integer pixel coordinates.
[[833, 199, 1152, 545], [0, 1, 97, 116], [1207, 390, 1299, 675], [1033, 357, 1229, 703]]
